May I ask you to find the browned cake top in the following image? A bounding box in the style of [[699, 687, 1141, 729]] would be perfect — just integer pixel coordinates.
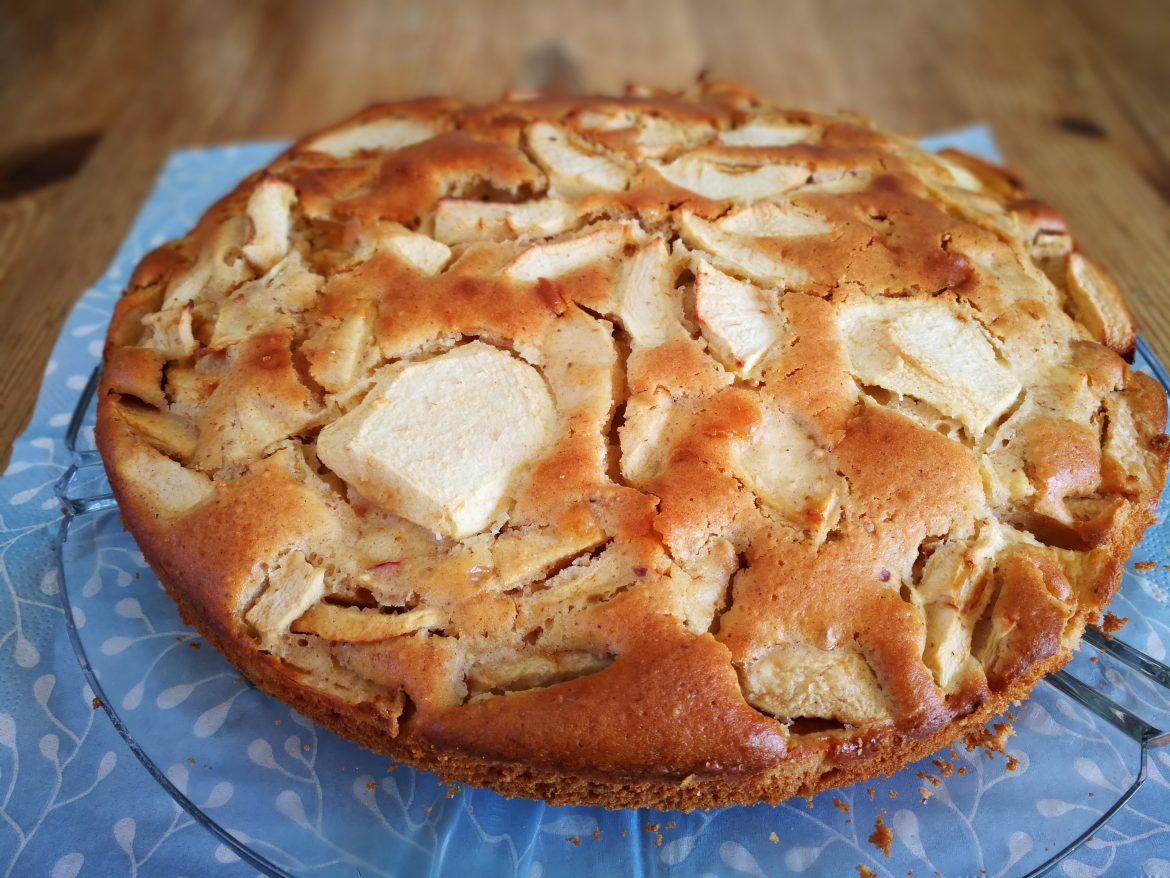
[[97, 82, 1169, 803]]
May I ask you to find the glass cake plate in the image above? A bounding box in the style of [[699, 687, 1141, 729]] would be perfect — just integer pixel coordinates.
[[52, 138, 1170, 878]]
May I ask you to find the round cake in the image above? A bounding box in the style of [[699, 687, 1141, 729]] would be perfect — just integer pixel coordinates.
[[96, 82, 1169, 810]]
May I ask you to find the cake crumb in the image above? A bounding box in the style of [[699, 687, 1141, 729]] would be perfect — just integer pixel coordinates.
[[932, 757, 954, 778], [1134, 561, 1157, 572], [644, 822, 659, 833], [91, 695, 103, 710], [1090, 656, 1099, 663], [963, 721, 1014, 758], [567, 836, 580, 847], [888, 790, 898, 798], [665, 821, 676, 830], [832, 796, 850, 813], [592, 828, 601, 841], [868, 814, 893, 858], [366, 782, 376, 791], [274, 719, 282, 726], [805, 797, 815, 809], [914, 769, 941, 787], [446, 785, 461, 798], [918, 786, 932, 803], [866, 787, 875, 800], [187, 641, 201, 649], [769, 831, 779, 844], [1100, 612, 1128, 639], [957, 766, 967, 776], [303, 744, 311, 752], [857, 866, 877, 878], [187, 756, 196, 764]]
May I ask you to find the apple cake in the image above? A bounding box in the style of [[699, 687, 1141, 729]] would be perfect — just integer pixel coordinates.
[[96, 82, 1169, 810]]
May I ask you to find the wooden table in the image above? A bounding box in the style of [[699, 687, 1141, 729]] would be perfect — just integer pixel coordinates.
[[2, 0, 1168, 464]]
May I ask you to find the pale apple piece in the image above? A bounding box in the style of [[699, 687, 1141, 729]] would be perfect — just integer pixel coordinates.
[[916, 521, 1007, 691], [433, 198, 578, 245], [242, 176, 297, 271], [669, 536, 738, 634], [273, 638, 393, 706], [540, 305, 618, 423], [1066, 252, 1137, 356], [619, 390, 696, 484], [316, 342, 557, 539], [118, 443, 213, 517], [932, 155, 985, 192], [679, 209, 810, 288], [111, 400, 197, 460], [336, 634, 467, 708], [1101, 393, 1153, 494], [505, 222, 637, 283], [304, 306, 374, 393], [1030, 230, 1074, 282], [466, 650, 611, 696], [718, 121, 819, 147], [715, 199, 831, 238], [526, 121, 632, 197], [515, 544, 639, 634], [291, 604, 445, 643], [491, 526, 608, 591], [693, 259, 781, 375], [354, 222, 452, 275], [245, 552, 326, 648], [980, 451, 1034, 511], [572, 109, 714, 157], [162, 216, 251, 310], [837, 298, 1022, 437], [211, 251, 324, 348], [743, 644, 894, 725], [652, 153, 809, 200], [735, 406, 843, 540], [303, 117, 438, 158], [164, 365, 218, 415], [615, 237, 686, 348], [141, 304, 197, 359]]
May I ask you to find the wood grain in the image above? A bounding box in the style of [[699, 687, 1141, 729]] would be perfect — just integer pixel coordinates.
[[1, 0, 1168, 465]]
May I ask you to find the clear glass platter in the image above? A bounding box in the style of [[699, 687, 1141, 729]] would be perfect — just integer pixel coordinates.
[[48, 133, 1170, 877], [54, 343, 1170, 878]]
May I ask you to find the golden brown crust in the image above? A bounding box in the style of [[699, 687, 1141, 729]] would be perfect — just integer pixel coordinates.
[[96, 82, 1169, 810]]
